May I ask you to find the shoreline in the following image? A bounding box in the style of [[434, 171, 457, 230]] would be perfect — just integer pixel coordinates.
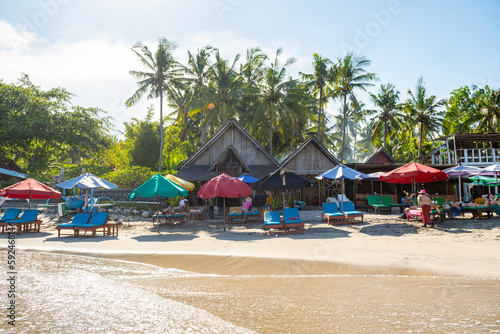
[[3, 210, 500, 278]]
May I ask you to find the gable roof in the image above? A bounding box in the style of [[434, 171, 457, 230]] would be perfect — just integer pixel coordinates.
[[208, 145, 250, 173], [177, 119, 279, 170], [361, 147, 397, 164], [281, 137, 340, 174]]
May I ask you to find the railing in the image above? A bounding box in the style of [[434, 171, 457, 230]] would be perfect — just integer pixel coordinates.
[[431, 148, 500, 166]]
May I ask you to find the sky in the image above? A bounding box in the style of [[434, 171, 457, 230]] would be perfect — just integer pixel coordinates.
[[1, 0, 499, 138]]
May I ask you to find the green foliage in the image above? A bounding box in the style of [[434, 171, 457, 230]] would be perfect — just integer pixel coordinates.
[[271, 195, 282, 211], [286, 195, 295, 208], [125, 107, 160, 169], [0, 75, 114, 181], [103, 166, 155, 189]]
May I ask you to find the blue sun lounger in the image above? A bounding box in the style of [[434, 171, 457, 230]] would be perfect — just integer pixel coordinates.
[[3, 209, 41, 235], [0, 208, 22, 234], [263, 211, 283, 235], [56, 212, 92, 237], [282, 208, 305, 234], [341, 202, 364, 223], [321, 203, 346, 225], [73, 212, 109, 238]]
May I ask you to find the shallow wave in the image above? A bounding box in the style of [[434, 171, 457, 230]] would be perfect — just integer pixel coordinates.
[[2, 251, 254, 333]]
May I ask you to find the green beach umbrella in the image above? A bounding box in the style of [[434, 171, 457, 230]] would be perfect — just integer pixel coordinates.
[[129, 174, 188, 232]]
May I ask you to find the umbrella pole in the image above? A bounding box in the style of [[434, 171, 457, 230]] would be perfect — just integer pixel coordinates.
[[371, 181, 374, 194], [223, 198, 226, 232], [341, 178, 345, 212], [156, 195, 160, 233], [29, 192, 31, 210], [458, 172, 462, 202]]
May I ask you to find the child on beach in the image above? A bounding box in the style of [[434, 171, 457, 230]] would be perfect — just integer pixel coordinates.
[[242, 197, 252, 223]]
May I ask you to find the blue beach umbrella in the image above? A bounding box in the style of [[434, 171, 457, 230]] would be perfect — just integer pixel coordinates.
[[237, 173, 260, 184], [316, 165, 368, 211]]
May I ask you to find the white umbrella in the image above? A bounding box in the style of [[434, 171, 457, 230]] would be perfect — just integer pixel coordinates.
[[57, 173, 118, 211], [443, 165, 482, 202]]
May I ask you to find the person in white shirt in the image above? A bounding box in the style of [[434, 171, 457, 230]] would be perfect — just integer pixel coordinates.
[[179, 198, 189, 212]]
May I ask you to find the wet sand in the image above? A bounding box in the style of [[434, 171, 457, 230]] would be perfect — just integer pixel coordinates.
[[1, 211, 500, 332]]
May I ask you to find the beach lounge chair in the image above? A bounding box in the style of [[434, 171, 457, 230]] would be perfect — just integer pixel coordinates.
[[282, 208, 304, 234], [227, 206, 243, 222], [321, 203, 345, 225], [0, 208, 22, 234], [366, 195, 390, 213], [341, 202, 364, 223], [263, 211, 284, 235], [432, 197, 446, 205], [74, 212, 109, 237], [381, 195, 405, 213], [3, 209, 41, 235], [245, 209, 262, 222], [56, 212, 92, 237], [152, 213, 186, 225]]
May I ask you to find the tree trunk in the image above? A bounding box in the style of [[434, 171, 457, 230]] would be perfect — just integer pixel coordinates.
[[340, 93, 347, 163], [384, 115, 388, 150], [159, 91, 164, 173], [418, 120, 423, 162], [269, 106, 273, 156], [317, 88, 323, 143]]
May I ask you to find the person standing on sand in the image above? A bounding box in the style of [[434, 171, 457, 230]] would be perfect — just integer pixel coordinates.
[[470, 185, 483, 218], [242, 197, 252, 223], [417, 189, 440, 227]]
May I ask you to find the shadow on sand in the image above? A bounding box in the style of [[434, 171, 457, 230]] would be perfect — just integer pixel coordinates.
[[131, 234, 199, 242], [359, 223, 419, 237]]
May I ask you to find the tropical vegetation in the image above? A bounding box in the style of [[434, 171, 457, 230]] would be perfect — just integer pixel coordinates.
[[1, 38, 499, 187]]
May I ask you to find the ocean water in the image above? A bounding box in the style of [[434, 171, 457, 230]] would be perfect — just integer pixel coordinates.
[[1, 251, 500, 333]]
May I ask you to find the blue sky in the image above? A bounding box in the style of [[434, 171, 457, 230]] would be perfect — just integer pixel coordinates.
[[1, 0, 499, 137]]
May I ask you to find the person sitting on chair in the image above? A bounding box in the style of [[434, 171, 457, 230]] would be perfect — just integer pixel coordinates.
[[179, 198, 190, 212]]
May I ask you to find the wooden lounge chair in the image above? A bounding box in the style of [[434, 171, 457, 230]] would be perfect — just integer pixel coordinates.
[[56, 212, 92, 237], [321, 203, 345, 225], [381, 195, 405, 213], [227, 206, 243, 222], [245, 209, 262, 222], [341, 202, 364, 223], [152, 213, 186, 225], [0, 208, 22, 234], [3, 209, 41, 235], [263, 211, 284, 235], [74, 212, 109, 237], [282, 208, 304, 234], [366, 195, 390, 213], [461, 206, 493, 219]]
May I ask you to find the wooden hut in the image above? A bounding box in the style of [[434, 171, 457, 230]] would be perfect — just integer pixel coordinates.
[[176, 119, 279, 181], [281, 137, 341, 205]]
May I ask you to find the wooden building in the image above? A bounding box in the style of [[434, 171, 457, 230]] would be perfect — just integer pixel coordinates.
[[423, 132, 500, 167], [176, 119, 279, 181], [281, 137, 341, 205]]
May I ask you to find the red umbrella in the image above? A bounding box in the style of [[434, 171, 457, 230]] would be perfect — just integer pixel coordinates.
[[0, 178, 62, 209], [198, 173, 252, 231], [379, 162, 449, 196]]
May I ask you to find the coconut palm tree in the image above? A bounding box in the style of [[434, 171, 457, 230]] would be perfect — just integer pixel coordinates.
[[182, 46, 214, 143], [368, 83, 401, 149], [405, 77, 447, 161], [473, 85, 500, 133], [300, 53, 333, 143], [331, 52, 376, 163], [126, 38, 181, 172], [251, 48, 312, 156]]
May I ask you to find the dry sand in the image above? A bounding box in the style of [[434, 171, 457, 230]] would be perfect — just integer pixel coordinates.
[[4, 210, 500, 278]]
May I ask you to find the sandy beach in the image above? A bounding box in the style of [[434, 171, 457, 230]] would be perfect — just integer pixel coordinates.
[[5, 210, 500, 277], [2, 210, 500, 333]]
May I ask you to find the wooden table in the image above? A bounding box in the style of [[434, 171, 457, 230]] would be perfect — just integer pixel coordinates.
[[102, 222, 119, 236]]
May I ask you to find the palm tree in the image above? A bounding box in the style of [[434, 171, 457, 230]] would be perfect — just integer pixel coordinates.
[[473, 85, 500, 132], [331, 52, 376, 163], [126, 38, 181, 172], [251, 48, 312, 156], [183, 46, 214, 143], [405, 77, 447, 161], [368, 83, 401, 149], [300, 53, 333, 143]]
